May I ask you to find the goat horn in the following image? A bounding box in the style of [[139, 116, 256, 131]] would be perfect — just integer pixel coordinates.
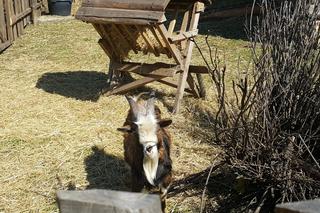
[[146, 91, 156, 115], [125, 95, 139, 117]]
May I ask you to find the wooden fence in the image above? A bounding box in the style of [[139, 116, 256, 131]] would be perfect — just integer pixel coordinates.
[[0, 0, 46, 52]]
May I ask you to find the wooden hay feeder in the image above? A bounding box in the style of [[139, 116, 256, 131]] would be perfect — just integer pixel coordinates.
[[76, 0, 210, 113]]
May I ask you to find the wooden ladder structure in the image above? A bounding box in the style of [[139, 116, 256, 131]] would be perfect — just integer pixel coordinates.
[[76, 0, 209, 113]]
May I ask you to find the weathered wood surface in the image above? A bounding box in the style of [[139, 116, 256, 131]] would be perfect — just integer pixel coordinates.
[[81, 0, 170, 11], [173, 2, 203, 113], [57, 189, 162, 213], [115, 62, 181, 77], [0, 0, 44, 53], [76, 7, 164, 24], [76, 1, 208, 113], [275, 199, 320, 213]]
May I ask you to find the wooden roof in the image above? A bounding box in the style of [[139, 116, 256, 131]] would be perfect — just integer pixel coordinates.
[[76, 0, 211, 24]]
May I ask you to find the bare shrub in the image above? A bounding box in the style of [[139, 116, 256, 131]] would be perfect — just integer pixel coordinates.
[[201, 0, 320, 211]]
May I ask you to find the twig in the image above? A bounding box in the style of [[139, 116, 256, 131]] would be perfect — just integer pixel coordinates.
[[200, 163, 216, 213], [298, 134, 320, 170]]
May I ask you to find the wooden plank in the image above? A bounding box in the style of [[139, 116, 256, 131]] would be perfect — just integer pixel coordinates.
[[148, 26, 171, 58], [57, 189, 162, 213], [21, 0, 26, 27], [173, 2, 203, 113], [76, 7, 164, 25], [10, 7, 32, 26], [15, 0, 24, 36], [275, 199, 320, 213], [115, 61, 180, 77], [11, 0, 18, 40], [169, 29, 198, 42], [80, 0, 170, 12], [99, 24, 125, 58], [0, 40, 11, 52], [114, 62, 208, 74], [111, 23, 133, 54], [31, 0, 39, 24], [180, 9, 189, 33], [135, 25, 159, 56], [168, 9, 178, 35], [118, 24, 138, 54], [98, 39, 112, 59], [3, 0, 13, 42], [187, 73, 200, 98], [0, 0, 7, 42], [156, 23, 184, 66], [157, 78, 194, 94], [106, 75, 164, 96], [180, 8, 190, 50]]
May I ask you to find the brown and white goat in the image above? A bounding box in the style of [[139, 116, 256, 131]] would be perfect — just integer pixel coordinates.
[[117, 92, 172, 210]]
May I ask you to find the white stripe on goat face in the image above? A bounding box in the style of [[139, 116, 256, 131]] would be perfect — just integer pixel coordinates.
[[135, 113, 158, 156]]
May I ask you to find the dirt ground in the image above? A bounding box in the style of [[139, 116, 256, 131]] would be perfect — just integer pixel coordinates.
[[0, 18, 250, 212]]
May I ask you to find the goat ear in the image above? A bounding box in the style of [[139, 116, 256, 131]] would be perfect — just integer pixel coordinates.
[[158, 119, 172, 128], [117, 125, 132, 133]]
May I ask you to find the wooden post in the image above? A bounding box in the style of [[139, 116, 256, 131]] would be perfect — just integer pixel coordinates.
[[173, 2, 204, 113], [3, 0, 13, 42], [57, 189, 162, 213], [31, 0, 39, 24], [0, 0, 7, 42]]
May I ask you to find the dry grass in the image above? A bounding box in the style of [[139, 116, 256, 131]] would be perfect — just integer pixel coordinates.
[[0, 18, 250, 212]]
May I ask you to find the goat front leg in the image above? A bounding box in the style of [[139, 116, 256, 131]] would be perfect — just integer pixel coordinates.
[[159, 173, 172, 212]]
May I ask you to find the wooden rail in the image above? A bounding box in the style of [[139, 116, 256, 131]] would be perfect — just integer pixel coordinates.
[[0, 0, 46, 53], [57, 189, 162, 213], [275, 199, 320, 213]]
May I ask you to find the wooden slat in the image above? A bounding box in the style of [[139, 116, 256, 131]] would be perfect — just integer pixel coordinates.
[[94, 24, 116, 58], [21, 0, 26, 26], [3, 0, 13, 42], [173, 2, 203, 113], [15, 0, 24, 36], [9, 0, 18, 40], [0, 40, 11, 52], [99, 24, 125, 58], [81, 0, 170, 12], [0, 0, 7, 42], [169, 29, 198, 42], [168, 9, 178, 35], [148, 26, 171, 58], [275, 199, 320, 213], [180, 9, 190, 50], [98, 39, 112, 59], [10, 7, 32, 26], [157, 78, 194, 94], [57, 189, 162, 213], [156, 23, 184, 66], [106, 76, 164, 96], [186, 73, 200, 98], [119, 24, 138, 54], [76, 7, 164, 25], [135, 25, 159, 56], [111, 23, 133, 54], [115, 62, 180, 77]]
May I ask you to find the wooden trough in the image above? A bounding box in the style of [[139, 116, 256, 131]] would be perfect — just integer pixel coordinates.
[[76, 0, 210, 113]]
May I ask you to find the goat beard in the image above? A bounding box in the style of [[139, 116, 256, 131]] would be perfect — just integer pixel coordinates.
[[143, 150, 159, 186]]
